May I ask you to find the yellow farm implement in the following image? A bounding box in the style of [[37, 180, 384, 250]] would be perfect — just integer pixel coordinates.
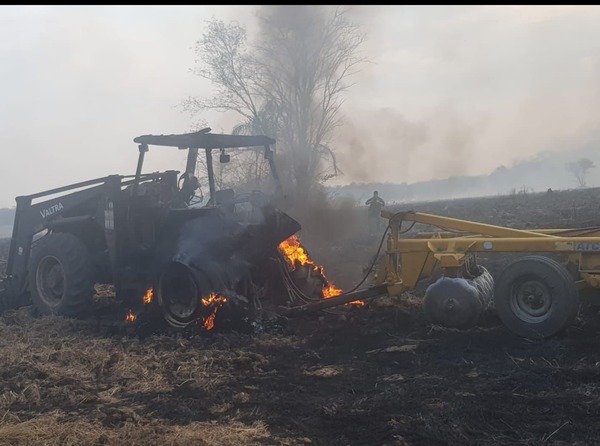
[[290, 210, 600, 339]]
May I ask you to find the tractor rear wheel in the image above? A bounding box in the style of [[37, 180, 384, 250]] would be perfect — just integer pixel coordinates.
[[29, 232, 95, 316], [155, 261, 204, 328], [494, 255, 579, 339]]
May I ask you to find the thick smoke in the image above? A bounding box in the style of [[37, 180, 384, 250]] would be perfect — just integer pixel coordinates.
[[3, 7, 600, 209], [246, 5, 367, 245], [336, 107, 486, 184], [327, 6, 600, 193]]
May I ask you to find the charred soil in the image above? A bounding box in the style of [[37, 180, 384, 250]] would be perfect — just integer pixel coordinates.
[[2, 187, 600, 445]]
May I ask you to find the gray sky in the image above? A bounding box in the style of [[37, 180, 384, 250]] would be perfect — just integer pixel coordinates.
[[1, 5, 600, 207]]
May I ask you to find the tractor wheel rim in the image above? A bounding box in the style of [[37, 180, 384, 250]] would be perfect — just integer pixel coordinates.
[[510, 279, 552, 323], [36, 256, 65, 306], [169, 298, 198, 319], [158, 262, 202, 327], [163, 286, 200, 320]]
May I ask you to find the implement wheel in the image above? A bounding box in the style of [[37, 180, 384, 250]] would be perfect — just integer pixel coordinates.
[[29, 232, 95, 316], [494, 255, 579, 339]]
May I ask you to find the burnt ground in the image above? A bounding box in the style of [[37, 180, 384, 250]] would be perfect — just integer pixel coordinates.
[[2, 187, 600, 445]]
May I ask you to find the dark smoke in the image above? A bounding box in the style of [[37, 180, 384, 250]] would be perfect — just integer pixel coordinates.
[[153, 205, 301, 295], [336, 106, 486, 185]]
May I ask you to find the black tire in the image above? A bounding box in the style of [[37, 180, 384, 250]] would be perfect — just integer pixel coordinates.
[[494, 255, 579, 339], [29, 232, 94, 316]]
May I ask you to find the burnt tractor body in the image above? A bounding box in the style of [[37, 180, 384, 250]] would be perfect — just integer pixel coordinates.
[[0, 129, 311, 327], [8, 128, 593, 341]]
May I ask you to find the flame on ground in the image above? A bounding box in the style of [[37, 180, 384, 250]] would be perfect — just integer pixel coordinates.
[[278, 235, 364, 306], [125, 309, 136, 322], [144, 287, 153, 305], [201, 293, 228, 330]]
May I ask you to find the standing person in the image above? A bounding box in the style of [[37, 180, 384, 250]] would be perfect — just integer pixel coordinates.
[[366, 190, 385, 233]]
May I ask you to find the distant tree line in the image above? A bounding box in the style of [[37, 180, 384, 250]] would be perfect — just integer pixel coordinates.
[[329, 151, 599, 204]]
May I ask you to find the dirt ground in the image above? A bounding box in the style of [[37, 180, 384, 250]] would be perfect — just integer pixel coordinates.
[[2, 187, 600, 445]]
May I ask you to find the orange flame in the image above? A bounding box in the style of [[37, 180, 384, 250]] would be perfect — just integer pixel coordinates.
[[125, 309, 136, 322], [201, 293, 228, 331], [143, 288, 153, 305], [323, 283, 364, 306], [278, 235, 364, 306], [323, 283, 343, 299], [278, 235, 311, 268]]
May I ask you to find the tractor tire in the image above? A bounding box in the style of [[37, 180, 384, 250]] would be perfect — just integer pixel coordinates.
[[494, 255, 579, 339], [29, 232, 95, 316]]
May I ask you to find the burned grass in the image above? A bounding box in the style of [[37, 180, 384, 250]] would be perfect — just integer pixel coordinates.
[[2, 187, 600, 444], [3, 297, 600, 445], [0, 307, 303, 445]]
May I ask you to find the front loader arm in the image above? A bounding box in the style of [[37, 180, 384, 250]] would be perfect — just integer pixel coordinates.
[[5, 175, 121, 298]]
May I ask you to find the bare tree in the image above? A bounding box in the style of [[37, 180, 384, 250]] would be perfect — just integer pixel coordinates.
[[255, 6, 364, 195], [566, 157, 596, 188], [183, 20, 267, 131], [182, 6, 365, 198]]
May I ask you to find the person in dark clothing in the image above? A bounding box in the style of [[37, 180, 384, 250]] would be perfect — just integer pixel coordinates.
[[365, 190, 385, 233]]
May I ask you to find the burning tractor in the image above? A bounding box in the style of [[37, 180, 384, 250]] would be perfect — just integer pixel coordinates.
[[0, 129, 343, 331], [4, 127, 598, 341]]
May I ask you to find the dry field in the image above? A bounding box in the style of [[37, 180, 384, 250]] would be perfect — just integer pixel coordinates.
[[2, 187, 600, 445]]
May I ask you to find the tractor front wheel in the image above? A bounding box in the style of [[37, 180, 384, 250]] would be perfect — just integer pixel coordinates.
[[29, 232, 95, 316]]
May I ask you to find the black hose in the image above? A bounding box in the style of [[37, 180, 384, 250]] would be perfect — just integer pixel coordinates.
[[279, 212, 419, 306], [279, 222, 391, 305], [341, 224, 390, 295]]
